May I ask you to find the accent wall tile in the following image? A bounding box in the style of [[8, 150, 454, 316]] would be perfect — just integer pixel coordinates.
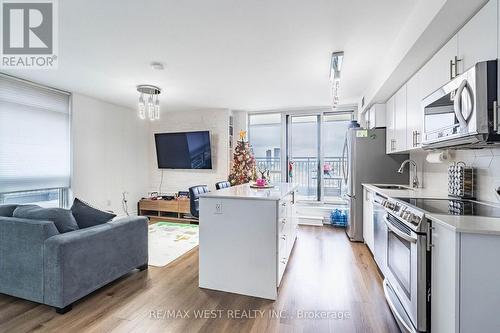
[[472, 156, 493, 169], [474, 148, 493, 157]]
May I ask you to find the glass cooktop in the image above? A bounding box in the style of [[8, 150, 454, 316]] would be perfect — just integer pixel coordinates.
[[396, 198, 500, 217]]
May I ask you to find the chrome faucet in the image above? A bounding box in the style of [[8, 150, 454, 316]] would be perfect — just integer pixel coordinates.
[[397, 159, 420, 188]]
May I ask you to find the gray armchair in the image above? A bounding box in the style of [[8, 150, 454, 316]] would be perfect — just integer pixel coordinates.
[[0, 215, 148, 313]]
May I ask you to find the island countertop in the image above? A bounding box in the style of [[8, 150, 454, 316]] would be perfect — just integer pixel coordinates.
[[200, 182, 298, 201]]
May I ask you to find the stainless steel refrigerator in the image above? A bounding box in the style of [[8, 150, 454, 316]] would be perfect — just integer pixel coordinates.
[[342, 127, 408, 242]]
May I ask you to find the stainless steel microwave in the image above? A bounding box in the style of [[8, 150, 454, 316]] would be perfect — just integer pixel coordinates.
[[422, 60, 500, 150]]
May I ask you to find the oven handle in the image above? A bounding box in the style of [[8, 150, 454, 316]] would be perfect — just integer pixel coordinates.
[[383, 279, 417, 333], [383, 215, 417, 243]]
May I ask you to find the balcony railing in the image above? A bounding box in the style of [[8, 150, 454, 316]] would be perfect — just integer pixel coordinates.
[[255, 156, 345, 199]]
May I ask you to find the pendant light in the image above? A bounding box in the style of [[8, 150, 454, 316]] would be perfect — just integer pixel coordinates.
[[137, 85, 161, 121]]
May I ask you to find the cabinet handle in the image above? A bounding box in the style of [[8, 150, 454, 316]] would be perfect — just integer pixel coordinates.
[[281, 218, 287, 224], [494, 101, 499, 133], [454, 56, 462, 77], [412, 131, 416, 147], [450, 56, 462, 79], [281, 235, 286, 240], [415, 131, 420, 146]]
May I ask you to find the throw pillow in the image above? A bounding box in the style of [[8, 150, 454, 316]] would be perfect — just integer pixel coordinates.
[[13, 205, 79, 233], [0, 204, 19, 217], [70, 198, 116, 229]]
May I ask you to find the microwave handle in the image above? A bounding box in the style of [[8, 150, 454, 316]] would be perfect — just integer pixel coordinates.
[[453, 79, 472, 130]]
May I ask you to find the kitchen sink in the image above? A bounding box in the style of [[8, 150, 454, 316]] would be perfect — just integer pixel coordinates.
[[374, 185, 412, 190]]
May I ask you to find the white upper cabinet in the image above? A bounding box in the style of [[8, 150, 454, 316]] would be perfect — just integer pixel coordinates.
[[457, 0, 498, 74], [406, 72, 423, 149], [385, 96, 395, 154], [394, 85, 407, 152], [420, 36, 458, 99], [385, 0, 498, 155], [367, 104, 386, 129]]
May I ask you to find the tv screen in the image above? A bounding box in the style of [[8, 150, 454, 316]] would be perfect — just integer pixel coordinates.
[[155, 131, 212, 169]]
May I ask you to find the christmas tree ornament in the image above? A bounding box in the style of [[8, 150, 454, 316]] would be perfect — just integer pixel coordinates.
[[228, 131, 256, 185]]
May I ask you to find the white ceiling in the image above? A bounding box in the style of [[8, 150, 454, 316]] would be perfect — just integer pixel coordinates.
[[4, 0, 418, 112]]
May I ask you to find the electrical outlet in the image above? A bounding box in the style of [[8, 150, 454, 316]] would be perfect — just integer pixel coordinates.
[[215, 203, 222, 214]]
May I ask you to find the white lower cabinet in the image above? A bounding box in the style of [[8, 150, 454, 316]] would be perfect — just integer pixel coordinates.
[[277, 192, 298, 286], [362, 188, 374, 252], [431, 222, 460, 333], [431, 221, 500, 333]]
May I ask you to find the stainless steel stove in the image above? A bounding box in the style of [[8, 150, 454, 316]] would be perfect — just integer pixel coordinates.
[[396, 198, 500, 218], [379, 196, 427, 233], [379, 196, 430, 333]]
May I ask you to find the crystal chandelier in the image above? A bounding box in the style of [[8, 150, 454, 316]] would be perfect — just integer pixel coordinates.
[[330, 51, 344, 106], [137, 85, 161, 120]]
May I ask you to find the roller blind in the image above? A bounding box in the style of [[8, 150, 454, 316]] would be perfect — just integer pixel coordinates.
[[0, 75, 70, 193]]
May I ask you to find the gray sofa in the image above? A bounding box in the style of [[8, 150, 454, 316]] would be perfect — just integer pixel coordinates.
[[0, 214, 148, 313]]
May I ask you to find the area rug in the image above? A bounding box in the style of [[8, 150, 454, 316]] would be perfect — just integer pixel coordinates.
[[148, 222, 199, 267]]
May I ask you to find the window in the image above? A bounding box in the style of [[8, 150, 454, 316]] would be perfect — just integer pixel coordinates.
[[0, 188, 68, 208], [248, 113, 282, 183], [0, 75, 71, 207]]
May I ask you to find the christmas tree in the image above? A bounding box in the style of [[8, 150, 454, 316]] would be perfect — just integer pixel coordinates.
[[228, 130, 256, 185]]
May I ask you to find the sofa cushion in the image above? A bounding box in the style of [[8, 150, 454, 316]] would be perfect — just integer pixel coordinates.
[[13, 205, 79, 233], [0, 204, 19, 217], [70, 198, 116, 229]]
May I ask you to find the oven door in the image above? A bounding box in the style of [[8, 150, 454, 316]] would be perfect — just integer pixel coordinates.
[[383, 213, 428, 332]]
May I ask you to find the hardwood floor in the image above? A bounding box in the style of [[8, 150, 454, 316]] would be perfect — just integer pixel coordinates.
[[0, 226, 399, 333]]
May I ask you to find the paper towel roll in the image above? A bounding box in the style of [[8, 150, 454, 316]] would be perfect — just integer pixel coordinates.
[[426, 151, 448, 163]]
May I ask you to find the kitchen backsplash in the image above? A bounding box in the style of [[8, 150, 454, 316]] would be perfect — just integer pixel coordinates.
[[410, 148, 500, 204]]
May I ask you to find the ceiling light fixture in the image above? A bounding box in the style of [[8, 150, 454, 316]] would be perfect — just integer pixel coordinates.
[[137, 85, 161, 121], [330, 51, 344, 106], [150, 62, 165, 70]]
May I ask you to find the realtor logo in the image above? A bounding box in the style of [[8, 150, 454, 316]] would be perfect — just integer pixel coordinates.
[[1, 0, 58, 68]]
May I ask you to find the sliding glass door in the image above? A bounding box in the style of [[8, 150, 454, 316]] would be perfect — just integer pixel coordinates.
[[288, 115, 320, 201], [322, 112, 353, 202], [248, 110, 353, 203]]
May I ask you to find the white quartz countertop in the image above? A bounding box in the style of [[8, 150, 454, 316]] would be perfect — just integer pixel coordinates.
[[200, 183, 298, 201], [363, 183, 500, 235]]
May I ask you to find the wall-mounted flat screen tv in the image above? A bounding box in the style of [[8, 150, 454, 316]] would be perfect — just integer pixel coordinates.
[[155, 131, 212, 169]]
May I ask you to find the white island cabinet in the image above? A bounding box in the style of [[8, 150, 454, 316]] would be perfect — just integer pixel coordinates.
[[198, 183, 298, 300]]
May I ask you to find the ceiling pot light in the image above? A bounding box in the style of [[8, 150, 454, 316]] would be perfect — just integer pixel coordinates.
[[137, 85, 161, 121]]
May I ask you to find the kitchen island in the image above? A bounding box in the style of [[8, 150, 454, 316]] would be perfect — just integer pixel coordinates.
[[198, 183, 298, 300]]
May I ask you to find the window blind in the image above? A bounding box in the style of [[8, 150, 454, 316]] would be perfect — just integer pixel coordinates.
[[0, 75, 70, 193]]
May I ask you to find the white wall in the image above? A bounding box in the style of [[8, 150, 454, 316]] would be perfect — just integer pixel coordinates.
[[410, 148, 500, 203], [149, 109, 230, 194], [71, 93, 150, 215]]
